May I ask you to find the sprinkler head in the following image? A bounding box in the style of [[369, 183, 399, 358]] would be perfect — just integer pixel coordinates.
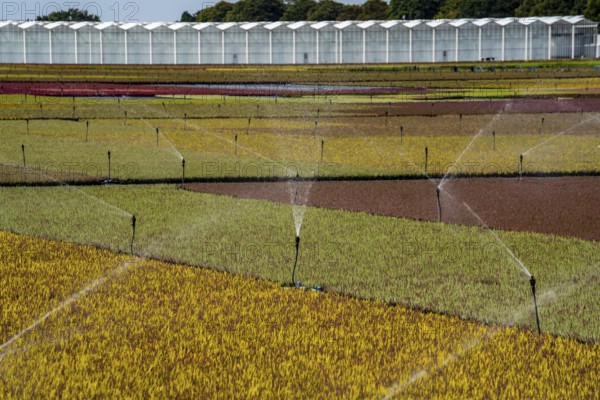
[[182, 158, 185, 167], [132, 214, 136, 228], [295, 236, 300, 246], [530, 275, 536, 289]]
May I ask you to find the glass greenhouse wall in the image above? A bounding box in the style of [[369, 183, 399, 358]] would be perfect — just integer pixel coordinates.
[[0, 16, 596, 65]]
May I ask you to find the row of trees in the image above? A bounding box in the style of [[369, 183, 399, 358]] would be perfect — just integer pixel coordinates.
[[180, 0, 600, 23]]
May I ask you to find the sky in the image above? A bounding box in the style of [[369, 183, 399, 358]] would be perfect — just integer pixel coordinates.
[[1, 0, 364, 23]]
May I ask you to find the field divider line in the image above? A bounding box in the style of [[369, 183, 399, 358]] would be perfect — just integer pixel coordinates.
[[0, 258, 141, 359]]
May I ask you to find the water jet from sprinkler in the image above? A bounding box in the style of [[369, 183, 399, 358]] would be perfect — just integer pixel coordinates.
[[530, 275, 541, 334], [181, 158, 186, 184], [436, 187, 442, 222], [21, 144, 26, 168], [519, 153, 523, 180], [291, 235, 301, 286], [130, 214, 137, 255]]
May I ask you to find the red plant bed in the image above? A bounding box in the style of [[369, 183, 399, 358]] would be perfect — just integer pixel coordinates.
[[183, 176, 600, 241]]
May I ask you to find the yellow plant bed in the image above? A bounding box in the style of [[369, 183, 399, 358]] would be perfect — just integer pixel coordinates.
[[0, 231, 598, 398]]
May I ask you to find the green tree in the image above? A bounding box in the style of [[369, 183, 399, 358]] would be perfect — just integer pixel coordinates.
[[584, 0, 600, 21], [337, 4, 362, 20], [387, 0, 441, 20], [516, 0, 586, 17], [281, 0, 317, 20], [196, 1, 234, 22], [358, 0, 388, 20], [307, 0, 344, 20], [180, 11, 196, 22], [36, 8, 100, 21], [226, 0, 286, 21]]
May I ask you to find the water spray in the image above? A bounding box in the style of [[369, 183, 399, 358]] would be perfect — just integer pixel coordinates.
[[291, 235, 300, 286], [530, 275, 541, 334], [21, 144, 26, 168], [130, 214, 136, 255], [519, 153, 523, 180], [436, 187, 442, 222], [107, 150, 111, 181], [181, 158, 186, 184], [425, 146, 429, 175]]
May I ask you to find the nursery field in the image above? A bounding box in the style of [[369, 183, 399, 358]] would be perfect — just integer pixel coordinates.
[[1, 232, 599, 398], [0, 95, 599, 183], [1, 63, 600, 397]]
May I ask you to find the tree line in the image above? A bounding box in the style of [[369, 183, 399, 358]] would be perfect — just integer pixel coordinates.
[[180, 0, 600, 23]]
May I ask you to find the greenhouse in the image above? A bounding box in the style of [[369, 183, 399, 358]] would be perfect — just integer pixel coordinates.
[[0, 16, 596, 65]]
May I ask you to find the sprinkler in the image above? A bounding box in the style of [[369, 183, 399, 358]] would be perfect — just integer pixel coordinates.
[[181, 158, 185, 184], [156, 128, 159, 147], [313, 120, 318, 135], [492, 131, 496, 151], [459, 113, 463, 132], [256, 104, 259, 118], [107, 150, 111, 181], [385, 111, 389, 125], [320, 140, 324, 163], [425, 146, 429, 175], [130, 214, 136, 255], [400, 126, 403, 145], [539, 117, 544, 134], [26, 119, 29, 134], [291, 235, 301, 286], [39, 104, 43, 118], [21, 144, 26, 168], [86, 121, 89, 142], [519, 153, 523, 180], [124, 111, 127, 125], [234, 134, 238, 155], [184, 113, 187, 130], [436, 187, 442, 222], [530, 275, 541, 334], [247, 117, 251, 134]]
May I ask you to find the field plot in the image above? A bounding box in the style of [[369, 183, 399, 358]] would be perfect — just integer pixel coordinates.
[[1, 232, 599, 399], [184, 176, 600, 241]]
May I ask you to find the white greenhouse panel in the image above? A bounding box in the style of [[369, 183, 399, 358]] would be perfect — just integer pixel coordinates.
[[0, 17, 595, 65]]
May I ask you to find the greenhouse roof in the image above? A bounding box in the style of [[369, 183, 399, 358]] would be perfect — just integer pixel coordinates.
[[1, 16, 595, 33]]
